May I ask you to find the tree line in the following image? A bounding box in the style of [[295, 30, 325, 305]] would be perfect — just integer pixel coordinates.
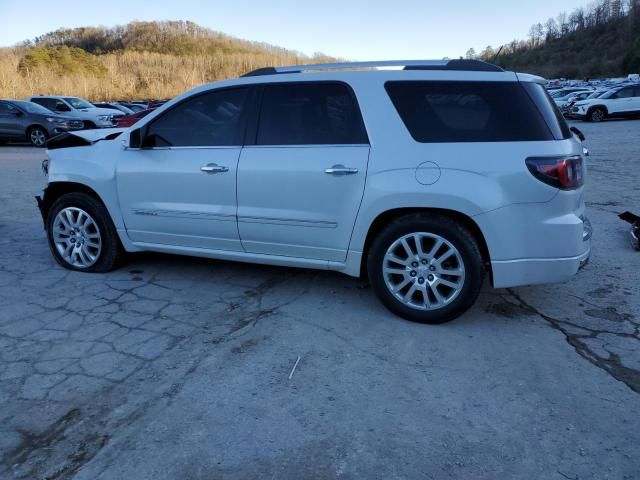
[[465, 0, 640, 78]]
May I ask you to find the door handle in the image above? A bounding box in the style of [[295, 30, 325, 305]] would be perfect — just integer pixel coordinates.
[[325, 164, 358, 176], [200, 163, 229, 174]]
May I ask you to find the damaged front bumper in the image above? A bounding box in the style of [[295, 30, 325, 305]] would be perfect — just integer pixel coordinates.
[[619, 211, 640, 251], [35, 188, 47, 228]]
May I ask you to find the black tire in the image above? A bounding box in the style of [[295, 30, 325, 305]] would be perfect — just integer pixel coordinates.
[[46, 192, 124, 272], [27, 126, 48, 147], [367, 214, 485, 324], [588, 108, 606, 122], [83, 121, 97, 129]]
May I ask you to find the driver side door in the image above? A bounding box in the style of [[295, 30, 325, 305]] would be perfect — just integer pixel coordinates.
[[117, 87, 252, 251]]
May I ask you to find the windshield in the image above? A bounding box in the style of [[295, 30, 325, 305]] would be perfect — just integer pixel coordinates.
[[13, 100, 53, 114], [63, 97, 95, 109], [587, 91, 606, 99]]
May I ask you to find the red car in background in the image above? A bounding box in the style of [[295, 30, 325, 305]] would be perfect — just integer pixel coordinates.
[[116, 108, 155, 128]]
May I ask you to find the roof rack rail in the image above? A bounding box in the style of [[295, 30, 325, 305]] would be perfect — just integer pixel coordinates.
[[242, 59, 504, 77]]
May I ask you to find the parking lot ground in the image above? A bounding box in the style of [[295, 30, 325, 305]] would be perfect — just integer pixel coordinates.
[[1, 120, 639, 479]]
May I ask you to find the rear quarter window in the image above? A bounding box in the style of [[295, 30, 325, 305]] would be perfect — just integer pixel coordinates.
[[385, 81, 555, 143]]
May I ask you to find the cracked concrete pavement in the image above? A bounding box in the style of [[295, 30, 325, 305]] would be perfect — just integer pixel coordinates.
[[0, 120, 639, 479]]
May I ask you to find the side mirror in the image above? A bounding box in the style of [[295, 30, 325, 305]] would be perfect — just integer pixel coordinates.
[[14, 110, 24, 117], [570, 126, 585, 142], [55, 104, 71, 112], [128, 128, 141, 148]]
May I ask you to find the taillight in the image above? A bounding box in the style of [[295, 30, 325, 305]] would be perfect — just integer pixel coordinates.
[[525, 155, 584, 190]]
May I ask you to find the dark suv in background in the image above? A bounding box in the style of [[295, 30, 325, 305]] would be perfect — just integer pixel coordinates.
[[0, 100, 83, 147]]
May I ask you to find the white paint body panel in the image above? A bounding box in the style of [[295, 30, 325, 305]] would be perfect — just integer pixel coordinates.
[[44, 67, 590, 288], [237, 145, 369, 262]]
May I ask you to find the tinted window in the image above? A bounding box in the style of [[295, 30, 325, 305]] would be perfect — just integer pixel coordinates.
[[522, 82, 572, 140], [386, 81, 554, 143], [31, 98, 55, 110], [0, 102, 15, 114], [256, 83, 367, 145], [613, 88, 632, 99], [145, 88, 248, 147]]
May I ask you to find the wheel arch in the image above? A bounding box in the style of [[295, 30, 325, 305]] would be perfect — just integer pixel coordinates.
[[586, 104, 608, 116], [360, 207, 492, 281], [26, 123, 49, 137], [41, 181, 108, 222]]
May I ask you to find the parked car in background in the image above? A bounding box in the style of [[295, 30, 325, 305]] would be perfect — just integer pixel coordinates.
[[115, 108, 156, 128], [0, 99, 83, 146], [36, 59, 590, 324], [570, 85, 640, 121], [550, 87, 593, 99], [28, 96, 124, 129], [118, 102, 147, 112], [553, 90, 591, 109], [92, 102, 135, 115]]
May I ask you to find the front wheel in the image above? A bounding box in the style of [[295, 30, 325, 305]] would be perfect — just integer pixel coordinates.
[[367, 214, 485, 324], [28, 126, 48, 147], [588, 108, 605, 122], [46, 192, 124, 272]]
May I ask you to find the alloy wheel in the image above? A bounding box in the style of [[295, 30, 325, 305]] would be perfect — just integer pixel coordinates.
[[52, 207, 102, 268], [30, 128, 47, 146], [382, 232, 466, 311]]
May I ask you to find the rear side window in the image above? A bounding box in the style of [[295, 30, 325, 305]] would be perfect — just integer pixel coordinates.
[[521, 82, 572, 140], [385, 81, 555, 143], [145, 87, 249, 147], [256, 83, 368, 145], [31, 98, 54, 110]]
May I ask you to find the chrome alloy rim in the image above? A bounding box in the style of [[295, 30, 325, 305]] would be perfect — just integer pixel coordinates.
[[383, 232, 465, 310], [52, 207, 102, 268], [30, 129, 46, 146]]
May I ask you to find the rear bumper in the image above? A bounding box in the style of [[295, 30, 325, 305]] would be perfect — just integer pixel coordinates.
[[491, 246, 590, 288]]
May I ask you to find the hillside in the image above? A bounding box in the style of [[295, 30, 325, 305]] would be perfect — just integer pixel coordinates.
[[494, 1, 640, 78], [0, 21, 336, 101]]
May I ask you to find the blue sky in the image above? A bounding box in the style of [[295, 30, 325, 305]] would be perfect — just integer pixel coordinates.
[[0, 0, 589, 59]]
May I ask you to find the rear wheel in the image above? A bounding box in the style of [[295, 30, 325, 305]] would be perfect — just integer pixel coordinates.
[[46, 192, 124, 272], [588, 108, 605, 122], [27, 126, 48, 147], [368, 214, 485, 324]]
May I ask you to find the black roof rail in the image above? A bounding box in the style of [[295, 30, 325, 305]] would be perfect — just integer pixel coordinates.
[[241, 59, 504, 77], [404, 59, 503, 72]]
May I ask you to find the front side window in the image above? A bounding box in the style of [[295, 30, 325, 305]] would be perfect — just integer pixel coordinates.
[[256, 83, 368, 145], [145, 88, 249, 147], [0, 102, 10, 114], [385, 81, 555, 143], [612, 88, 634, 99]]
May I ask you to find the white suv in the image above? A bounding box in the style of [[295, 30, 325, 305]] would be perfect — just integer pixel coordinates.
[[28, 96, 124, 129], [36, 60, 591, 324], [570, 85, 640, 121]]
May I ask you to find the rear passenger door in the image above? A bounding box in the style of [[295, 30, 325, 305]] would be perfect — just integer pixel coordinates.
[[608, 87, 636, 114], [0, 102, 23, 136], [629, 86, 640, 113], [237, 82, 369, 262]]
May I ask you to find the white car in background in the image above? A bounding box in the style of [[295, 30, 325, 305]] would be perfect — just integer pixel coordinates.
[[570, 85, 640, 121], [554, 90, 592, 110], [28, 96, 124, 129]]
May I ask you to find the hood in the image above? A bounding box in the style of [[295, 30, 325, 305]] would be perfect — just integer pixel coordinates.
[[47, 128, 125, 150], [39, 113, 80, 121], [77, 107, 123, 116]]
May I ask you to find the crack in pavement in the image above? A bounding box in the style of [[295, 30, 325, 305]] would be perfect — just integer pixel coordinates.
[[507, 289, 640, 395]]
